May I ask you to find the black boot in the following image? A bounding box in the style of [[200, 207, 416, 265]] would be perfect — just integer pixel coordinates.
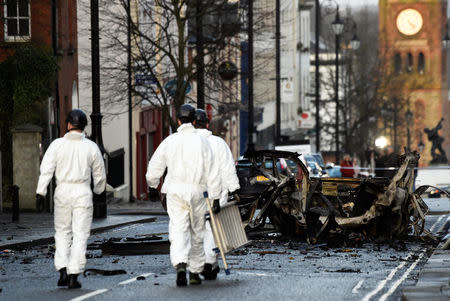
[[189, 272, 202, 285], [201, 263, 219, 280], [176, 263, 187, 287], [68, 274, 81, 289], [57, 268, 68, 286]]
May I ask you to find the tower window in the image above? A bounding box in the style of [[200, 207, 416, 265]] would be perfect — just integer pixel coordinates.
[[418, 52, 425, 74], [394, 53, 402, 74], [406, 53, 413, 73]]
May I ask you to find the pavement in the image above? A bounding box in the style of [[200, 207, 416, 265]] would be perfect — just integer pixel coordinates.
[[401, 197, 450, 301], [0, 194, 449, 300], [0, 199, 166, 250]]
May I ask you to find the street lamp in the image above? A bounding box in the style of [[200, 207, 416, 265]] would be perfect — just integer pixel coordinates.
[[405, 108, 413, 151], [90, 0, 107, 218], [332, 8, 343, 164], [418, 138, 425, 153], [330, 9, 360, 164]]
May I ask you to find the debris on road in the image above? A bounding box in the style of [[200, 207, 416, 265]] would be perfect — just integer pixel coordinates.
[[101, 237, 170, 255], [83, 269, 127, 276]]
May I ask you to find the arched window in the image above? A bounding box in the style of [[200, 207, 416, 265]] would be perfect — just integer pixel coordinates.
[[418, 52, 425, 74], [394, 53, 402, 74], [406, 53, 413, 72]]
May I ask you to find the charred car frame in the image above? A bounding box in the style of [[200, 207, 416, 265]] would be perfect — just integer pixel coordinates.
[[235, 150, 435, 243]]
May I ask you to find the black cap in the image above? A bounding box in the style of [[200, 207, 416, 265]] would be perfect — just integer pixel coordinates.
[[176, 104, 196, 123], [195, 109, 209, 124], [66, 109, 88, 130]]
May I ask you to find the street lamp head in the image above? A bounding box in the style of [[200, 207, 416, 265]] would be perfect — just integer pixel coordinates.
[[418, 140, 425, 152], [375, 136, 388, 149], [350, 34, 360, 50], [331, 10, 344, 35]]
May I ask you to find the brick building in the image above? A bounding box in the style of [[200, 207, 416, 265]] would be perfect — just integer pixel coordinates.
[[379, 0, 449, 165], [0, 0, 78, 137]]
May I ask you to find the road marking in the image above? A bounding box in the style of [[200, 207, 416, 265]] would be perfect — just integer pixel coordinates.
[[352, 280, 364, 294], [361, 254, 409, 301], [361, 216, 443, 301], [118, 272, 154, 285], [379, 250, 426, 301], [236, 271, 271, 277], [69, 289, 108, 301], [430, 215, 445, 232]]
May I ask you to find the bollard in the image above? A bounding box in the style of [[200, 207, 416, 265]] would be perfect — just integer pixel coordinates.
[[11, 185, 20, 222]]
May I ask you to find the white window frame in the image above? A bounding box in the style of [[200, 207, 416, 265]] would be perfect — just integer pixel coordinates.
[[4, 0, 31, 42]]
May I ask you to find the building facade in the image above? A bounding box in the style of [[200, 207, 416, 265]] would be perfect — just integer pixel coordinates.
[[379, 0, 449, 164]]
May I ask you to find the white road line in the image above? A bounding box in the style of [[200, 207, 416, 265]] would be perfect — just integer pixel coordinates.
[[236, 271, 271, 277], [118, 273, 154, 285], [430, 215, 445, 232], [69, 289, 109, 301], [361, 216, 444, 301], [378, 250, 426, 301], [361, 255, 409, 301], [352, 280, 364, 294]]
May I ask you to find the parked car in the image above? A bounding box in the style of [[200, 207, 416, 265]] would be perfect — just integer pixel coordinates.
[[325, 163, 342, 177], [301, 154, 326, 177]]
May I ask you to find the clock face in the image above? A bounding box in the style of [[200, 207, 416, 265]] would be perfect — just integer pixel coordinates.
[[396, 8, 423, 36]]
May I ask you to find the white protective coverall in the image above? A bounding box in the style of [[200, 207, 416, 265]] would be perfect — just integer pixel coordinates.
[[146, 123, 221, 273], [197, 128, 240, 264], [36, 131, 106, 275]]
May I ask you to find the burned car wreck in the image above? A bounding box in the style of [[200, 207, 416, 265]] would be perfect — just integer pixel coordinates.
[[235, 150, 435, 244]]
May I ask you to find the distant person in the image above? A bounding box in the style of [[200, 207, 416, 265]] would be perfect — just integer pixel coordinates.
[[382, 146, 400, 178], [352, 157, 360, 178], [340, 154, 355, 178], [375, 149, 385, 177], [36, 109, 106, 289]]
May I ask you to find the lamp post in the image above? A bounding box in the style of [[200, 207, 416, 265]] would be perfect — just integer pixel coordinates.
[[405, 108, 413, 151], [331, 8, 343, 164], [90, 0, 107, 218], [246, 0, 255, 154], [314, 0, 321, 152]]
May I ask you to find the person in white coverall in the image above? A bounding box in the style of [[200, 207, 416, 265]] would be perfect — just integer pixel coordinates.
[[194, 109, 240, 280], [36, 109, 106, 289], [146, 104, 221, 287]]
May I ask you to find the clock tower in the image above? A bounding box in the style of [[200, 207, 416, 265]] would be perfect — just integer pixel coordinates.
[[379, 0, 449, 165]]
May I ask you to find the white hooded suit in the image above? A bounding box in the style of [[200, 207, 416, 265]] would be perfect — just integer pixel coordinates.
[[36, 131, 106, 275], [197, 129, 240, 265], [146, 123, 221, 273]]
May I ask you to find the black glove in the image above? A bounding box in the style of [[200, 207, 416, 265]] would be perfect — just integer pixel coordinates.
[[212, 199, 220, 214], [36, 194, 45, 212], [229, 190, 240, 203], [148, 187, 160, 202]]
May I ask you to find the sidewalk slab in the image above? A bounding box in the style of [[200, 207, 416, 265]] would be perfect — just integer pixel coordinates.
[[0, 212, 158, 250]]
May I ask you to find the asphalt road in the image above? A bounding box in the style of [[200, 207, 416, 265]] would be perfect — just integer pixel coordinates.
[[0, 198, 448, 301]]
